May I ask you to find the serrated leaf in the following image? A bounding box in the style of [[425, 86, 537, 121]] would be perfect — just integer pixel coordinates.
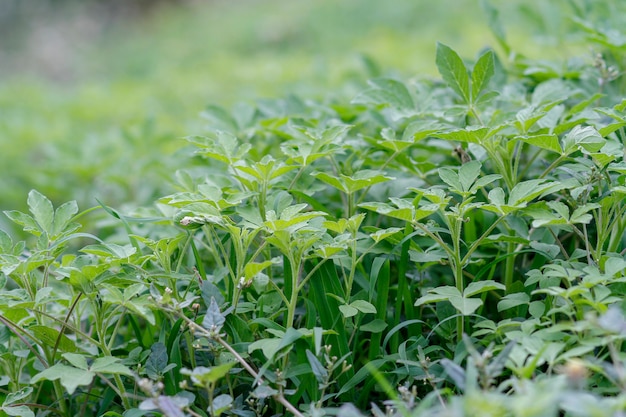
[[436, 43, 470, 103], [471, 50, 494, 101]]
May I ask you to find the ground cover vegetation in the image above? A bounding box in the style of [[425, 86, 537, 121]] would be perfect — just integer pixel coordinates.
[[2, 0, 626, 416]]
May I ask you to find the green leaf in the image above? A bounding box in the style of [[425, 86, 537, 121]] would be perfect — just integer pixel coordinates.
[[3, 387, 33, 406], [339, 304, 358, 318], [562, 125, 606, 154], [497, 293, 530, 311], [27, 190, 54, 235], [516, 134, 561, 154], [306, 349, 328, 383], [3, 405, 35, 417], [29, 325, 77, 353], [449, 296, 483, 316], [464, 280, 505, 297], [438, 167, 463, 193], [146, 342, 169, 379], [471, 50, 495, 101], [436, 43, 470, 103], [52, 200, 79, 237], [31, 364, 94, 395], [90, 357, 134, 375], [350, 300, 377, 314], [459, 160, 482, 192], [0, 229, 12, 253], [352, 78, 414, 110], [63, 353, 89, 370], [203, 297, 226, 332], [360, 319, 388, 333]]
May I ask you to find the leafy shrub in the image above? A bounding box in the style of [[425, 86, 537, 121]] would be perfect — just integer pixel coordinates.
[[2, 2, 626, 417]]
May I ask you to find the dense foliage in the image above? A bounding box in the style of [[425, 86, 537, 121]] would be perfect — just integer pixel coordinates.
[[2, 2, 626, 416]]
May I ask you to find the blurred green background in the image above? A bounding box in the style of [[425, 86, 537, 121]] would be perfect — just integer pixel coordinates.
[[0, 0, 604, 234]]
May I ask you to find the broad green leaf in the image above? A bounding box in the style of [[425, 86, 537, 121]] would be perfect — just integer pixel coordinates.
[[497, 293, 530, 311], [0, 229, 12, 253], [436, 43, 470, 103], [516, 134, 561, 154], [464, 280, 505, 297], [350, 300, 377, 314], [90, 357, 134, 375], [244, 261, 274, 281], [3, 387, 33, 406], [3, 405, 34, 417], [459, 160, 482, 193], [352, 78, 414, 110], [438, 167, 463, 193], [182, 362, 236, 386], [339, 304, 358, 318], [415, 286, 461, 306], [448, 296, 483, 316], [203, 297, 226, 332], [471, 50, 495, 101], [27, 190, 54, 235], [52, 200, 79, 237], [29, 325, 77, 352], [63, 353, 89, 370], [31, 364, 93, 395], [360, 319, 388, 333], [3, 211, 39, 235], [562, 125, 606, 154]]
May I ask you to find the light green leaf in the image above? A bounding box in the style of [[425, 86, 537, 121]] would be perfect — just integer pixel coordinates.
[[448, 296, 483, 316], [436, 43, 470, 103], [29, 325, 77, 352], [471, 50, 495, 101], [339, 304, 358, 318], [31, 364, 94, 395], [464, 280, 505, 297], [360, 319, 388, 333], [3, 405, 35, 417], [517, 134, 561, 154], [497, 293, 530, 312], [63, 353, 89, 370], [459, 160, 482, 192], [438, 167, 462, 192], [52, 200, 79, 236], [562, 125, 606, 154], [350, 300, 377, 314], [3, 387, 32, 406], [90, 357, 134, 376], [352, 78, 414, 110], [27, 190, 54, 235]]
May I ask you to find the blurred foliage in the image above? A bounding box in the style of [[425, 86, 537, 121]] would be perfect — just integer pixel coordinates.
[[0, 0, 623, 234]]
